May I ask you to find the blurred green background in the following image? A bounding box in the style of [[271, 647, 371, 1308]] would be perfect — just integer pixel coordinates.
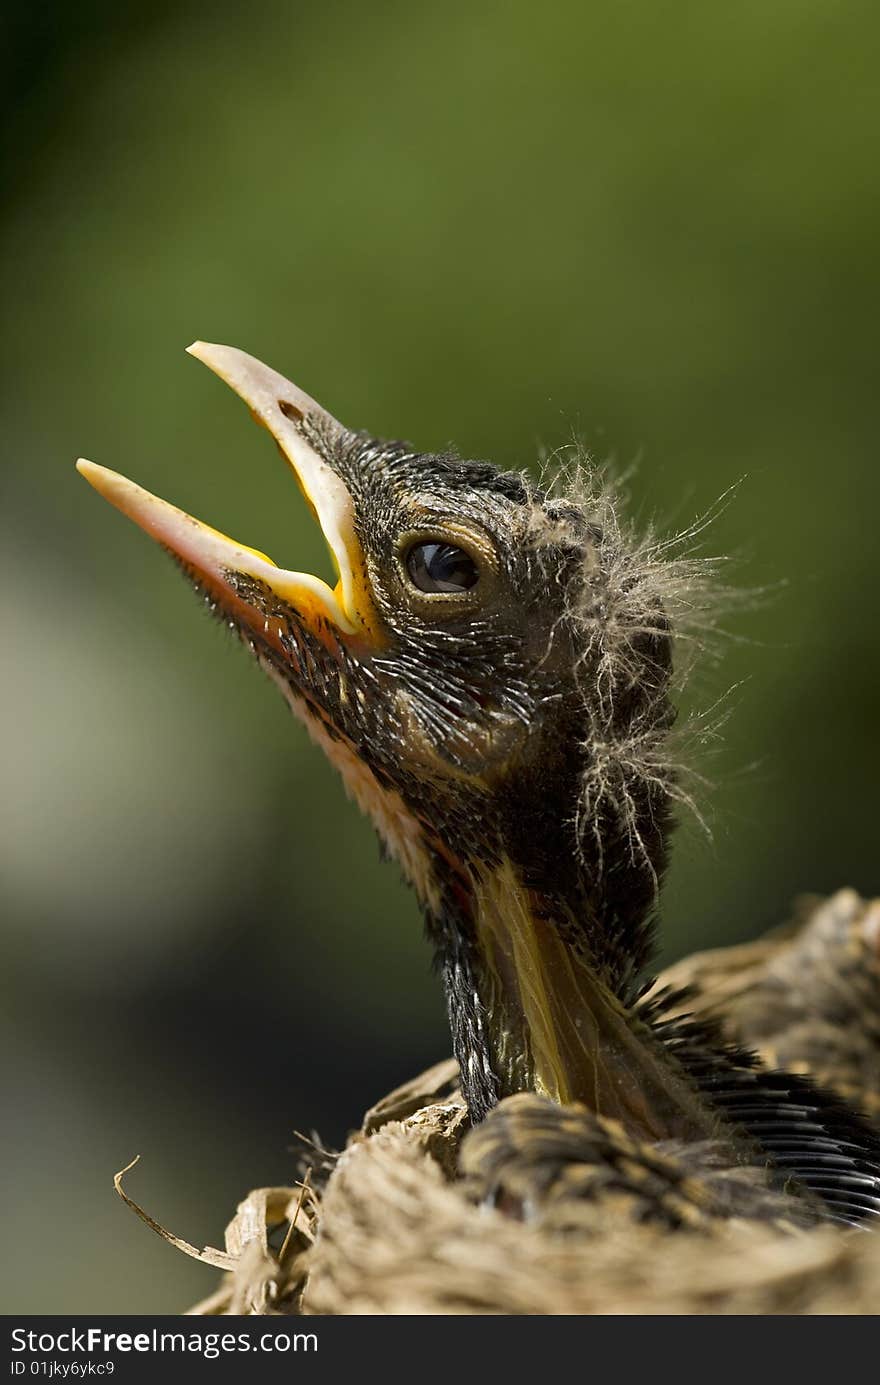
[[2, 0, 877, 1313]]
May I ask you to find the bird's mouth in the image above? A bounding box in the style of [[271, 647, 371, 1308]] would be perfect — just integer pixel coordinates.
[[77, 342, 378, 651]]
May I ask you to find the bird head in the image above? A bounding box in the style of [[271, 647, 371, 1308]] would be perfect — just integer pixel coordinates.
[[78, 344, 683, 1124]]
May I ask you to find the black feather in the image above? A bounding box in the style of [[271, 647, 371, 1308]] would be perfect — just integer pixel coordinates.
[[652, 1002, 880, 1227]]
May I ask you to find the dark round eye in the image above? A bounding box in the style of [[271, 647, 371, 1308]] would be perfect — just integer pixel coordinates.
[[405, 541, 479, 594]]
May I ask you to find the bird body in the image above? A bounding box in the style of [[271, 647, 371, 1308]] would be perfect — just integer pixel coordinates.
[[78, 344, 880, 1231]]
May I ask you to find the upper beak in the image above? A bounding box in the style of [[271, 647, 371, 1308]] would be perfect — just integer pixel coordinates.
[[77, 343, 374, 643]]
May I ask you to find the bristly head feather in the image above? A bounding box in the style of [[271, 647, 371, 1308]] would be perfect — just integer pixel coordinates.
[[529, 443, 747, 906]]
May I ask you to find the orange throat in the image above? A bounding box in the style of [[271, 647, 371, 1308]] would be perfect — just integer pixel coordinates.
[[471, 860, 720, 1143]]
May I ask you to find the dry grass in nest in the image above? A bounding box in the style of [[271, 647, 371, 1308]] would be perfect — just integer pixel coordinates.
[[112, 892, 880, 1315]]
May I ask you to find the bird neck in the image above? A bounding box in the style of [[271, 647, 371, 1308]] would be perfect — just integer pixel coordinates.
[[429, 854, 719, 1144]]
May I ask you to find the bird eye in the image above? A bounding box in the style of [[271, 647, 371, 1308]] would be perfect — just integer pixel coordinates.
[[405, 541, 479, 594]]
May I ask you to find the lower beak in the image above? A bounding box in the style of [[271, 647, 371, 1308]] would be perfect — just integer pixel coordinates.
[[77, 343, 373, 646]]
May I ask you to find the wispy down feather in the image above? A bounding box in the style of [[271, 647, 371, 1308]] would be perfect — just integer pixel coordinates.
[[529, 444, 749, 891]]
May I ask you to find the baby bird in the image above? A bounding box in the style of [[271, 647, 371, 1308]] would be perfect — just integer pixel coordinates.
[[78, 344, 880, 1230]]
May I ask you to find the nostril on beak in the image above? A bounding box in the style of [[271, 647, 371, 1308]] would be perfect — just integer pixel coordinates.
[[279, 399, 305, 423]]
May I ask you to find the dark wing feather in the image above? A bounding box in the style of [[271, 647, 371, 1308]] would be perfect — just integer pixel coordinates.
[[647, 996, 880, 1227], [700, 1068, 880, 1226]]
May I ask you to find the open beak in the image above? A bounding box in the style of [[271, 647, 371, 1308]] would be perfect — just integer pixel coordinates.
[[77, 343, 375, 644]]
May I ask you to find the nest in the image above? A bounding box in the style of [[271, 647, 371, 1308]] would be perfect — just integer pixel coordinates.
[[114, 890, 880, 1315]]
